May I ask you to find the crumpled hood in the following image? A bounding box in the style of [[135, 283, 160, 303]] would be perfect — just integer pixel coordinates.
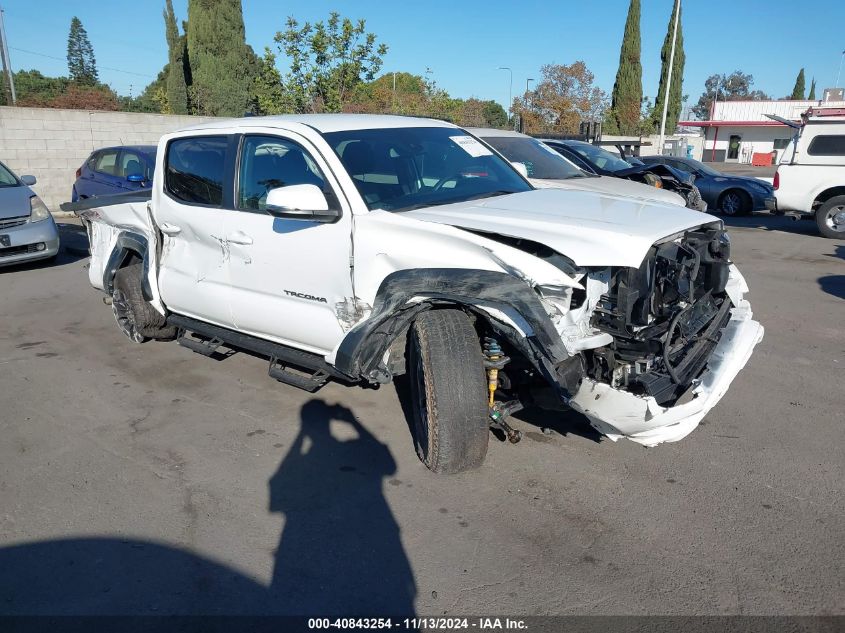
[[0, 185, 34, 220], [403, 189, 719, 268]]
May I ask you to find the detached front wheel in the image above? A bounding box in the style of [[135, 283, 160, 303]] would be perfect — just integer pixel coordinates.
[[409, 310, 490, 474], [112, 263, 176, 343]]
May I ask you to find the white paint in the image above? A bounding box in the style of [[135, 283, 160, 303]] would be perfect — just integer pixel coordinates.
[[402, 188, 719, 268], [774, 115, 845, 214]]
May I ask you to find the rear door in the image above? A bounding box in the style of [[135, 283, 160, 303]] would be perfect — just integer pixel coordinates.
[[153, 134, 237, 329], [117, 149, 149, 191], [224, 131, 354, 355], [90, 149, 124, 195]]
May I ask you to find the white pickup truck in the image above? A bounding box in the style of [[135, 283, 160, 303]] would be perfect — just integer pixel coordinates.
[[67, 115, 763, 474], [773, 108, 845, 238]]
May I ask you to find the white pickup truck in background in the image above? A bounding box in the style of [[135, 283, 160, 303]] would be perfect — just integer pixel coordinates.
[[773, 108, 845, 238]]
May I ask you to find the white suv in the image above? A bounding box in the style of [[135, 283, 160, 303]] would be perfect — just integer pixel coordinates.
[[774, 109, 845, 238], [67, 115, 763, 474]]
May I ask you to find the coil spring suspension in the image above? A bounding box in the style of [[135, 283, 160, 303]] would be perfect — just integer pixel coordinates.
[[483, 338, 522, 444]]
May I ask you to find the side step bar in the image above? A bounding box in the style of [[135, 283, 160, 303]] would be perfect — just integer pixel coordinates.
[[167, 314, 348, 392]]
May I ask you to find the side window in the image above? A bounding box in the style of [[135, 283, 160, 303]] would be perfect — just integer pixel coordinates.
[[94, 150, 119, 175], [86, 152, 99, 171], [165, 136, 227, 206], [806, 135, 845, 156], [119, 151, 145, 178], [237, 135, 326, 212]]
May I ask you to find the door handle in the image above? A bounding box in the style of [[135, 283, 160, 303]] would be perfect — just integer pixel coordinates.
[[226, 231, 253, 245], [160, 222, 182, 236]]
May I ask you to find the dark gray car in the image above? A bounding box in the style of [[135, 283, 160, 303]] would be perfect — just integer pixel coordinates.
[[640, 155, 776, 217], [0, 161, 60, 267]]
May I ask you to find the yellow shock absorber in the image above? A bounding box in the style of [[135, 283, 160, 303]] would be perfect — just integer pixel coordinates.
[[482, 338, 509, 409]]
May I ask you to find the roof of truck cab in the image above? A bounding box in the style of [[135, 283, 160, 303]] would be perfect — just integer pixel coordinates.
[[175, 114, 459, 134]]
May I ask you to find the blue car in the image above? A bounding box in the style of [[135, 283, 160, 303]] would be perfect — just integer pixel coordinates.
[[72, 145, 157, 201], [639, 155, 776, 217]]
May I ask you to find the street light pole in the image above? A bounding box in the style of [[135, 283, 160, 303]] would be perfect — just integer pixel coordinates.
[[836, 50, 845, 88], [498, 66, 512, 127], [657, 0, 681, 155], [0, 5, 16, 105]]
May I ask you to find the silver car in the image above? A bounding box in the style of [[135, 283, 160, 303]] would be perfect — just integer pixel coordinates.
[[0, 160, 60, 267]]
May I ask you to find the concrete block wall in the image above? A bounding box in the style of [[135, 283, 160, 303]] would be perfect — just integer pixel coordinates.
[[0, 106, 219, 211]]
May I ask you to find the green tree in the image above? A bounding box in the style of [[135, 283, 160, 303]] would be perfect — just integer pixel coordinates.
[[808, 77, 816, 100], [606, 0, 642, 134], [163, 0, 188, 114], [67, 17, 98, 86], [187, 0, 257, 116], [790, 68, 805, 99], [251, 48, 292, 115], [691, 71, 769, 120], [652, 0, 685, 134], [276, 12, 388, 113]]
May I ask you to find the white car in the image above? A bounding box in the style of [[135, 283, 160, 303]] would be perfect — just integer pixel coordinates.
[[68, 114, 763, 474], [469, 127, 688, 207], [773, 108, 845, 238]]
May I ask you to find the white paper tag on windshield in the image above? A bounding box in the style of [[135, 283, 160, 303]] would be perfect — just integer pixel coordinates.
[[451, 135, 493, 158]]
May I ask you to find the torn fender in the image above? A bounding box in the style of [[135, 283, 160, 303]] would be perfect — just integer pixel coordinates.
[[333, 268, 570, 385]]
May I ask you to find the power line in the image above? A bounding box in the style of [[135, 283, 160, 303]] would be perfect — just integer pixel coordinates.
[[9, 46, 155, 78]]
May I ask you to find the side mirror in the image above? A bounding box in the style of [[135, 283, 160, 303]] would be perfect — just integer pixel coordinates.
[[510, 161, 529, 178], [127, 173, 145, 183], [20, 175, 37, 186], [265, 184, 339, 222]]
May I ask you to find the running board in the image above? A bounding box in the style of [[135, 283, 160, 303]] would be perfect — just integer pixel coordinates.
[[177, 334, 224, 357], [167, 314, 347, 391]]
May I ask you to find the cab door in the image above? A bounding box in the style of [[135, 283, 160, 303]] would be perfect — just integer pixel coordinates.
[[153, 134, 236, 329], [224, 132, 354, 356]]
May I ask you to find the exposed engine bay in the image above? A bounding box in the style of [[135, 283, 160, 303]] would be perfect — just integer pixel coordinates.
[[586, 225, 732, 405], [615, 163, 707, 211]]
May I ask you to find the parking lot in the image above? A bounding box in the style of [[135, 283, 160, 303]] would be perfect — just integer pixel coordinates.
[[0, 216, 842, 616]]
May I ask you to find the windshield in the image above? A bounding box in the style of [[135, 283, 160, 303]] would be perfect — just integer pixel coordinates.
[[323, 127, 531, 212], [482, 136, 586, 180], [567, 142, 633, 173], [0, 162, 18, 187]]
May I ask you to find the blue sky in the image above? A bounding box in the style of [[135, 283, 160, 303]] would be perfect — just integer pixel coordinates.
[[2, 0, 843, 115]]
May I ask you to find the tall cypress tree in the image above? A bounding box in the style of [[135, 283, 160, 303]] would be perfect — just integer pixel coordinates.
[[67, 17, 98, 86], [164, 0, 188, 114], [808, 77, 816, 100], [790, 68, 805, 99], [187, 0, 257, 116], [652, 0, 685, 134], [607, 0, 642, 135]]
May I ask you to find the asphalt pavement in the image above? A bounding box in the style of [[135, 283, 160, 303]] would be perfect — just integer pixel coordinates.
[[0, 217, 842, 617]]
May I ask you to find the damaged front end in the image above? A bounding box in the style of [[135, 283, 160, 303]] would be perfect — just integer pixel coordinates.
[[536, 223, 763, 445]]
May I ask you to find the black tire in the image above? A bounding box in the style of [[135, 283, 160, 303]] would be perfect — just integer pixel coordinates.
[[814, 195, 845, 239], [408, 309, 489, 474], [112, 263, 176, 343], [718, 189, 751, 216]]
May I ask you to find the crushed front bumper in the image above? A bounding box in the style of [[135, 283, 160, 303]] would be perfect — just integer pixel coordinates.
[[0, 217, 60, 267], [567, 307, 763, 447]]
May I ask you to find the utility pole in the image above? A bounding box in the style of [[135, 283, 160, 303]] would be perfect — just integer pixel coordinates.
[[657, 0, 680, 155], [0, 5, 16, 105], [498, 66, 512, 128]]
